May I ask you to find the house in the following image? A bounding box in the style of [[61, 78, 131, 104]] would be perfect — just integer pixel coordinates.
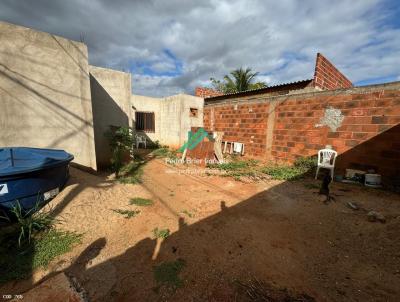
[[0, 21, 203, 170]]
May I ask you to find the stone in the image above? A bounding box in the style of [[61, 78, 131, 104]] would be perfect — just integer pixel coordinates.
[[13, 272, 87, 302], [367, 211, 386, 223], [346, 202, 359, 210]]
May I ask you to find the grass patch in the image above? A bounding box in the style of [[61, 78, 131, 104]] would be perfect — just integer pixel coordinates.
[[210, 159, 258, 171], [152, 227, 170, 239], [181, 210, 194, 218], [151, 147, 178, 159], [5, 201, 55, 246], [262, 156, 317, 181], [153, 259, 186, 289], [262, 165, 304, 180], [0, 229, 81, 284], [129, 197, 153, 206], [208, 159, 260, 180], [118, 160, 144, 184], [0, 203, 82, 284], [112, 209, 140, 219]]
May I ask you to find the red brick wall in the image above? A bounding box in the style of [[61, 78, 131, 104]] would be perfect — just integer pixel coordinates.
[[195, 87, 224, 98], [272, 90, 400, 162], [204, 84, 400, 178], [204, 103, 270, 157], [313, 53, 353, 90]]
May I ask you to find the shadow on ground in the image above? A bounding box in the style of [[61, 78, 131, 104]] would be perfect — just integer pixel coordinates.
[[60, 170, 399, 301]]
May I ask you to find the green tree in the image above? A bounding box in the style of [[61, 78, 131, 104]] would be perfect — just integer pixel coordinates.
[[210, 67, 267, 93]]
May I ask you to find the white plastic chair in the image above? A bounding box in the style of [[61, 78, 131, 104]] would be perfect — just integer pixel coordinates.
[[315, 148, 337, 179], [135, 134, 147, 149]]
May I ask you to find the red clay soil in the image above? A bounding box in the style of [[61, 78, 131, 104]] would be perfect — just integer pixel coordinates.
[[1, 158, 400, 301]]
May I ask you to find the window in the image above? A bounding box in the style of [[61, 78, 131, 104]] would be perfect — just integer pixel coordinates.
[[190, 108, 198, 117], [135, 112, 155, 132]]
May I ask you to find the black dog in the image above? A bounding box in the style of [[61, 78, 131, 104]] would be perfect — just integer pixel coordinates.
[[319, 169, 335, 203]]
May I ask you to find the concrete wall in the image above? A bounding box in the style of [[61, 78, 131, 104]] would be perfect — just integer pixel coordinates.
[[89, 66, 132, 168], [132, 94, 204, 147], [0, 21, 97, 169], [131, 94, 162, 143]]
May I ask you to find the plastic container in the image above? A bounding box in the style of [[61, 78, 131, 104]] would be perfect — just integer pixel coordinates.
[[0, 147, 73, 220], [365, 174, 382, 188]]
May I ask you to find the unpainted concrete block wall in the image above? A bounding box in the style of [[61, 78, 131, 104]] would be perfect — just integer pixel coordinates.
[[131, 94, 162, 143], [132, 94, 204, 148], [0, 21, 97, 169], [89, 65, 132, 168]]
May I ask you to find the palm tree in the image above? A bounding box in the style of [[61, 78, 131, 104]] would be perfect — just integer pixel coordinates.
[[211, 68, 267, 93]]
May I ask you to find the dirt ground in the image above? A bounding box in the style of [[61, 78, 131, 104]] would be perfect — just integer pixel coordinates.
[[1, 157, 400, 302]]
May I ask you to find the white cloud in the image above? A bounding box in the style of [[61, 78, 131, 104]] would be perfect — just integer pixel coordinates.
[[1, 0, 399, 96]]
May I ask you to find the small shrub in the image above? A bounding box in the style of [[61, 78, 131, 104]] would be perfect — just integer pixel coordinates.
[[10, 201, 55, 246], [149, 140, 162, 149], [153, 259, 186, 289], [105, 126, 134, 177], [294, 156, 317, 171], [112, 209, 140, 219], [129, 197, 153, 206], [153, 227, 170, 239]]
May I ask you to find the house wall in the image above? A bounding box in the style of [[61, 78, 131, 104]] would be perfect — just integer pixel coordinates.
[[0, 21, 97, 169], [89, 65, 132, 168], [313, 53, 353, 90], [204, 82, 400, 180], [195, 87, 223, 98], [131, 94, 162, 143], [132, 94, 204, 148]]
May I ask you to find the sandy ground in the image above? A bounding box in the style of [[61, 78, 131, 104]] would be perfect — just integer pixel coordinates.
[[1, 157, 400, 301]]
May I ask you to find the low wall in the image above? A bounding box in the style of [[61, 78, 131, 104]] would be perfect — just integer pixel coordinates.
[[204, 82, 400, 180], [0, 21, 97, 169], [90, 66, 132, 168]]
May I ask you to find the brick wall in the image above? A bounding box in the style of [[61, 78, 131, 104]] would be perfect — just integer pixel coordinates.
[[195, 87, 224, 98], [204, 82, 400, 179], [204, 102, 270, 157], [313, 53, 353, 90]]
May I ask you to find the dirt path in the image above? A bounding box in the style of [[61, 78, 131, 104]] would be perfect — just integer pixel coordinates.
[[1, 158, 400, 301]]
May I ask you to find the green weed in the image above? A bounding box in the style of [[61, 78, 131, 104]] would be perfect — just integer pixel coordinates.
[[151, 147, 178, 159], [181, 210, 194, 218], [152, 227, 170, 239], [262, 156, 317, 181], [129, 197, 153, 206], [0, 229, 81, 284], [7, 201, 55, 247], [112, 209, 140, 219], [153, 259, 186, 289], [118, 160, 144, 184]]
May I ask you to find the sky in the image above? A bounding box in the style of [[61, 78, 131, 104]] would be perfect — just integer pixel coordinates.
[[0, 0, 399, 97]]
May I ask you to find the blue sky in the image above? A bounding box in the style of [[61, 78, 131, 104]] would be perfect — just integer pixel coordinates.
[[1, 0, 399, 96]]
